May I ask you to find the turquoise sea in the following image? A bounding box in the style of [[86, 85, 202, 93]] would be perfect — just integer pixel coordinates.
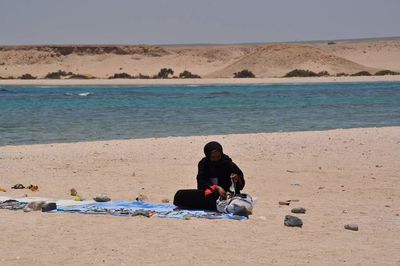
[[0, 82, 399, 146]]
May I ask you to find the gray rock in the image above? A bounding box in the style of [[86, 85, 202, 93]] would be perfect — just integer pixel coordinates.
[[291, 207, 306, 214], [284, 215, 303, 227], [279, 201, 290, 206], [93, 194, 111, 202], [344, 224, 359, 231]]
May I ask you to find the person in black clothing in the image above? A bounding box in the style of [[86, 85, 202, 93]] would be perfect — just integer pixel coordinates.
[[173, 141, 245, 210], [197, 141, 245, 197]]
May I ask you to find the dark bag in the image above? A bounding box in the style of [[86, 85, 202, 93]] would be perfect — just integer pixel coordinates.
[[173, 189, 219, 210]]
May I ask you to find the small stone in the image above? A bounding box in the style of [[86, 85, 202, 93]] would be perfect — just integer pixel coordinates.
[[284, 215, 303, 227], [385, 205, 390, 208], [291, 207, 306, 214], [257, 216, 267, 221], [318, 186, 325, 190], [93, 194, 111, 202], [279, 201, 290, 206], [70, 188, 77, 196], [344, 224, 359, 231]]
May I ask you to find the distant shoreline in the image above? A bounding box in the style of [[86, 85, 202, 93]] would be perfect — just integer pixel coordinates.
[[1, 75, 400, 86]]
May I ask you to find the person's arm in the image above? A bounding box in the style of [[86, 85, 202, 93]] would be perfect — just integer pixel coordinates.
[[196, 159, 212, 190], [229, 162, 245, 193]]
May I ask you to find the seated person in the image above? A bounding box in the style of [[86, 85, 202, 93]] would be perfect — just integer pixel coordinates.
[[174, 141, 245, 211]]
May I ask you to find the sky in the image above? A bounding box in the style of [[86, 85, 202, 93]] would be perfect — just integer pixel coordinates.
[[0, 0, 399, 45]]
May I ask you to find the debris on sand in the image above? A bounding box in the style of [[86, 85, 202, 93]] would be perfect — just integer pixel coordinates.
[[344, 224, 359, 231], [291, 207, 306, 214]]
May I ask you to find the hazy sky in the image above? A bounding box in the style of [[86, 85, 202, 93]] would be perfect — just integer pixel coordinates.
[[1, 0, 399, 45]]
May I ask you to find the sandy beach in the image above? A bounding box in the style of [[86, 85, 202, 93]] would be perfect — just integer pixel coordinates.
[[1, 127, 399, 265]]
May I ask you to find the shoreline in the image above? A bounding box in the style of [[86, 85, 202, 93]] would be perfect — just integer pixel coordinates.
[[1, 75, 400, 86], [1, 126, 399, 148]]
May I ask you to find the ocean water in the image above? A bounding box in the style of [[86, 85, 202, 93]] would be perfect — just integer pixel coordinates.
[[0, 82, 399, 146]]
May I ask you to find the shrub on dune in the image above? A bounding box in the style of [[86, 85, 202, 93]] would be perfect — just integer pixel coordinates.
[[19, 73, 37, 79], [155, 68, 174, 79], [68, 74, 94, 79], [44, 70, 69, 79], [375, 70, 399, 76], [108, 72, 134, 79], [233, 69, 255, 78], [179, 70, 201, 79], [336, 72, 349, 77], [284, 69, 318, 77], [351, 71, 372, 76], [317, 71, 330, 77]]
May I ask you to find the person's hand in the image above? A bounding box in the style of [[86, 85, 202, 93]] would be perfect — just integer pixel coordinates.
[[215, 185, 226, 199], [230, 173, 239, 183]]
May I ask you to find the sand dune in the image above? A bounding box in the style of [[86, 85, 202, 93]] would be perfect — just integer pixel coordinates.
[[207, 44, 376, 78], [1, 39, 399, 79]]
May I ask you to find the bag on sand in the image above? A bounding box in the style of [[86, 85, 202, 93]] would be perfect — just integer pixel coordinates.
[[216, 193, 254, 217]]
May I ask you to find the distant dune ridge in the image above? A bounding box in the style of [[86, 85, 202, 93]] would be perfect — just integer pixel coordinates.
[[0, 39, 399, 79]]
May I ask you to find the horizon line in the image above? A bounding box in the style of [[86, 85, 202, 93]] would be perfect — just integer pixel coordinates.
[[0, 35, 399, 48]]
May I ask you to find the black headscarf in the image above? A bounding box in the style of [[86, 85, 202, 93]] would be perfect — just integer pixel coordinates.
[[203, 141, 223, 159]]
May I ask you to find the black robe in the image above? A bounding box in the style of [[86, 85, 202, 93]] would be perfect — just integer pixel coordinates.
[[196, 154, 245, 194]]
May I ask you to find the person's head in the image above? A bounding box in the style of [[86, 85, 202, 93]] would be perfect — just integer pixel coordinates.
[[204, 141, 223, 162]]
